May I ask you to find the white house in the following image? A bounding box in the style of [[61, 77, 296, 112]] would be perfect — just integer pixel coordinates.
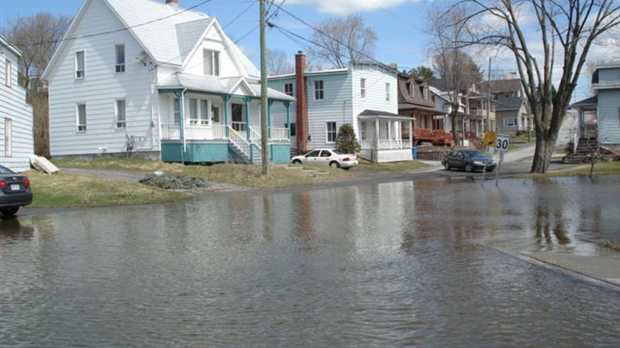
[[0, 34, 34, 172], [42, 0, 294, 164], [268, 52, 413, 163]]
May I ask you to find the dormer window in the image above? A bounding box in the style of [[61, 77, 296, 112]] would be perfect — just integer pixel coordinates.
[[115, 44, 125, 73], [203, 49, 220, 76], [406, 82, 412, 96]]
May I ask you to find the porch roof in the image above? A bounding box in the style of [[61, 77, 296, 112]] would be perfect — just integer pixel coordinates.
[[157, 72, 295, 102], [358, 109, 415, 121], [398, 103, 446, 115]]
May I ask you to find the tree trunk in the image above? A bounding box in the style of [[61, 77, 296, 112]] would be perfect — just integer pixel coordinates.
[[530, 128, 557, 173]]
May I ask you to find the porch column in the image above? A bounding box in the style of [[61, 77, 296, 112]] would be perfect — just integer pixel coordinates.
[[174, 91, 185, 140], [222, 95, 231, 138], [375, 118, 380, 150], [244, 97, 251, 141], [268, 100, 274, 161], [409, 119, 413, 146]]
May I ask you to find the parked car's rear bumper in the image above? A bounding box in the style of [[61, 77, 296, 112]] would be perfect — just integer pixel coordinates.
[[0, 192, 33, 207], [340, 160, 358, 168]]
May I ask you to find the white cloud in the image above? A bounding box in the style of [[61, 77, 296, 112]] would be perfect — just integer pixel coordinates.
[[285, 0, 422, 15]]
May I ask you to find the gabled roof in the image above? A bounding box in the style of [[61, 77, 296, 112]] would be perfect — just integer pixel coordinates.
[[43, 0, 259, 78], [480, 79, 521, 94], [572, 95, 598, 106], [0, 34, 22, 57]]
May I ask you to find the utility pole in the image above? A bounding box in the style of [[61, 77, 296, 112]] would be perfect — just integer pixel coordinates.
[[260, 0, 269, 175]]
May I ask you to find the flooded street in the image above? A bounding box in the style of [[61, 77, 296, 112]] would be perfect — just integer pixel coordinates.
[[1, 176, 620, 347]]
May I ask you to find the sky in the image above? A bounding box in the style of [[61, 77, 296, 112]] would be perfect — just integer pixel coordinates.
[[0, 0, 607, 102]]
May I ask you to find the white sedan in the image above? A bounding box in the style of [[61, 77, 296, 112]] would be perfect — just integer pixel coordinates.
[[291, 149, 358, 169]]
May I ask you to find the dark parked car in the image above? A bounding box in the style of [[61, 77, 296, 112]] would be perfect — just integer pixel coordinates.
[[0, 165, 33, 217], [442, 149, 496, 172]]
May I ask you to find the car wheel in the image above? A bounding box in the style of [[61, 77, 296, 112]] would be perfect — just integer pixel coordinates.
[[486, 167, 494, 172], [330, 161, 340, 168], [0, 207, 19, 217], [444, 162, 450, 170], [292, 159, 302, 164], [465, 163, 473, 172]]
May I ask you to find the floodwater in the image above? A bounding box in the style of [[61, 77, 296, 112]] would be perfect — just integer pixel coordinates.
[[1, 176, 619, 347]]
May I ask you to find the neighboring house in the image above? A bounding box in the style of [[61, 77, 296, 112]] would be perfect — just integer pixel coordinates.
[[572, 62, 620, 151], [268, 52, 413, 163], [429, 79, 496, 145], [42, 0, 294, 165], [480, 78, 530, 136], [0, 34, 34, 172], [397, 74, 451, 146]]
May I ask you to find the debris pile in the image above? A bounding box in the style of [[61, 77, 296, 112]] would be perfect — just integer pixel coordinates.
[[139, 171, 208, 190]]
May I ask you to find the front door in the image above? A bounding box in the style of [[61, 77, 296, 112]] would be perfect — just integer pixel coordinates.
[[232, 103, 245, 132]]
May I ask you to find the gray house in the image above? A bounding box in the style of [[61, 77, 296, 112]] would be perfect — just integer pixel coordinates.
[[0, 34, 34, 172], [573, 62, 620, 151]]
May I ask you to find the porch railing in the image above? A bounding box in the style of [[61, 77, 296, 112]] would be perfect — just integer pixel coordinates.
[[161, 123, 289, 143], [360, 139, 411, 150]]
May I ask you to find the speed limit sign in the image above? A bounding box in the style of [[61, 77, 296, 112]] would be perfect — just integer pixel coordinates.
[[496, 133, 510, 152]]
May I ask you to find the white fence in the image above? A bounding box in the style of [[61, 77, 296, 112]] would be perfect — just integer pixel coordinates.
[[162, 124, 288, 143], [360, 139, 412, 150]]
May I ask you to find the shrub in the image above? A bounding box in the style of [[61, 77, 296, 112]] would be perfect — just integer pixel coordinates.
[[336, 124, 361, 154]]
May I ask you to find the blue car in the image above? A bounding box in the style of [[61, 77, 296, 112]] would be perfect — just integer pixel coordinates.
[[0, 165, 33, 217], [442, 149, 496, 172]]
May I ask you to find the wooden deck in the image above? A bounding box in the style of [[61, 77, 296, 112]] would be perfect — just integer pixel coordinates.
[[413, 128, 452, 146]]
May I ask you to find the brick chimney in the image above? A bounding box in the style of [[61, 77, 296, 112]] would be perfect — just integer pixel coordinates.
[[166, 0, 178, 3], [295, 51, 308, 153]]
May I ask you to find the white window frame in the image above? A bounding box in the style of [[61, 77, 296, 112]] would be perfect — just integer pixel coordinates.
[[75, 51, 85, 79], [5, 59, 12, 87], [503, 117, 518, 127], [386, 83, 391, 101], [76, 103, 87, 132], [115, 99, 126, 129], [200, 100, 209, 125], [360, 121, 367, 140], [203, 49, 220, 76], [189, 98, 198, 125], [314, 80, 324, 100], [284, 83, 293, 96], [4, 118, 12, 157], [115, 44, 125, 73], [326, 122, 337, 143], [173, 98, 180, 124], [360, 78, 366, 98]]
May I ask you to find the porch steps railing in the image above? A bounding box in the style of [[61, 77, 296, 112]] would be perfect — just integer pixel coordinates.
[[228, 127, 263, 164]]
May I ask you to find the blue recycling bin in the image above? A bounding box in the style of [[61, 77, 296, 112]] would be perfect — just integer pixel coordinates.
[[412, 147, 418, 159]]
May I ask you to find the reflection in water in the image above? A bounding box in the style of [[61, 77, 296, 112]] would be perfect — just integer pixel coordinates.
[[0, 217, 35, 241], [0, 177, 619, 346]]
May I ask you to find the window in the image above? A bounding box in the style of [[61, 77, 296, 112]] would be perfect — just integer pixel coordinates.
[[4, 118, 12, 157], [76, 103, 87, 132], [503, 117, 518, 127], [286, 122, 296, 136], [75, 51, 85, 78], [5, 59, 11, 87], [173, 98, 180, 124], [115, 99, 126, 129], [115, 44, 125, 73], [314, 80, 324, 100], [212, 105, 220, 123], [189, 98, 198, 125], [284, 83, 293, 96], [406, 82, 412, 96], [386, 83, 390, 101], [200, 100, 209, 125], [360, 121, 367, 140], [203, 49, 220, 76], [360, 78, 366, 98], [326, 122, 337, 142]]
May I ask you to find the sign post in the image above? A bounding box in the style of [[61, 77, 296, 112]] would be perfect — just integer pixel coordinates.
[[495, 133, 510, 186], [481, 132, 498, 186]]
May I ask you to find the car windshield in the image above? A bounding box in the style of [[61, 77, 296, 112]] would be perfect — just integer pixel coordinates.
[[463, 151, 483, 159]]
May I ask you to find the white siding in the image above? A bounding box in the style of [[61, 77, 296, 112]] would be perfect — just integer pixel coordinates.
[[182, 25, 245, 78], [598, 89, 620, 146], [47, 0, 158, 157], [0, 43, 34, 172]]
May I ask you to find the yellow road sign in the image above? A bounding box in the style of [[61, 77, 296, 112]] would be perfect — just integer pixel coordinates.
[[483, 131, 498, 147]]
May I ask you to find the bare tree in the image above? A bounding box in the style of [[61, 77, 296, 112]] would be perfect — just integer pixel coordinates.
[[308, 15, 377, 68], [443, 0, 620, 173], [428, 4, 480, 146], [267, 49, 294, 76], [2, 13, 71, 157], [2, 13, 71, 90]]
